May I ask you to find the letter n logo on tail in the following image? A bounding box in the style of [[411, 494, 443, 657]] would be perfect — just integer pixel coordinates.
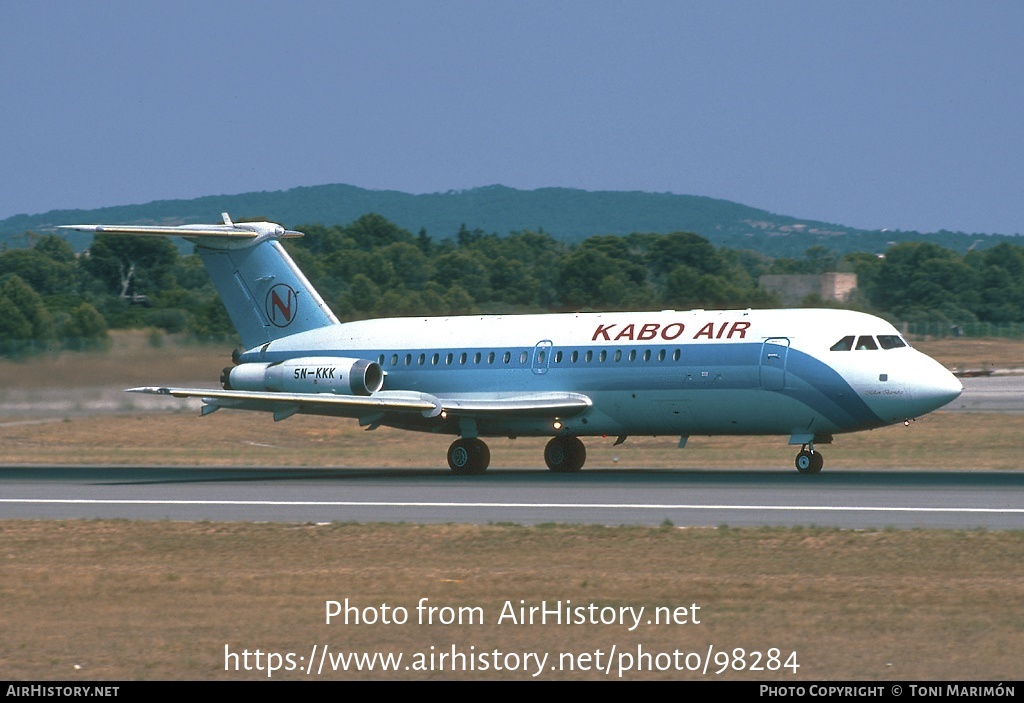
[[266, 284, 298, 328]]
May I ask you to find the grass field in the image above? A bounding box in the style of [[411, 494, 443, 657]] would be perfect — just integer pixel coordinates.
[[1, 521, 1021, 681], [1, 407, 1022, 470], [0, 332, 1021, 681]]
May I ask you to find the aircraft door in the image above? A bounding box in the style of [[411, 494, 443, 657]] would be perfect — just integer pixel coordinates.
[[532, 340, 553, 375], [760, 337, 790, 390]]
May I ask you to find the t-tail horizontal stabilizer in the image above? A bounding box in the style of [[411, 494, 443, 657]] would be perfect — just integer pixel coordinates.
[[60, 215, 338, 349]]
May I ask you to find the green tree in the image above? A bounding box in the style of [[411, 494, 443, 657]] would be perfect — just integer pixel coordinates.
[[188, 297, 235, 341], [871, 242, 977, 315], [83, 233, 178, 299], [1, 275, 53, 341], [34, 234, 77, 264], [60, 302, 109, 350], [344, 213, 415, 250], [0, 294, 33, 354], [379, 242, 432, 290], [432, 250, 491, 302], [647, 231, 725, 277], [0, 248, 74, 296]]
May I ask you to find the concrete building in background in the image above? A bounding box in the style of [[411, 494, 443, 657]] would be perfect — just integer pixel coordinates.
[[759, 273, 858, 306]]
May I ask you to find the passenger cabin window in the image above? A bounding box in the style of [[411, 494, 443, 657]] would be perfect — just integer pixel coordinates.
[[855, 336, 878, 350], [830, 336, 855, 351]]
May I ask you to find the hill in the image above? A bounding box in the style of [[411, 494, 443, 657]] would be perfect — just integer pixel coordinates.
[[0, 183, 1016, 257]]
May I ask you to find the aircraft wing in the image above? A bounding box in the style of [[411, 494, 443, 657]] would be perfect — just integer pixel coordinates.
[[127, 387, 592, 421]]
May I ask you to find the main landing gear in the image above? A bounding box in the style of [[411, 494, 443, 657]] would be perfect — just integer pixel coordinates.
[[447, 438, 490, 475], [446, 436, 588, 474], [543, 436, 586, 473], [795, 445, 824, 474]]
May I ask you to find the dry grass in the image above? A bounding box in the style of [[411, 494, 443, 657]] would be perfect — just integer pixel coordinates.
[[0, 331, 228, 389], [0, 408, 1020, 470], [0, 521, 1021, 681], [913, 336, 1024, 371]]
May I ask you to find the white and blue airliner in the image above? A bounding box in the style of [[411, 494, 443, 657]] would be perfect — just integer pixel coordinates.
[[62, 215, 963, 474]]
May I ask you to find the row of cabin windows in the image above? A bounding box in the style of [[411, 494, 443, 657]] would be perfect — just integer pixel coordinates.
[[377, 348, 685, 368], [830, 335, 907, 352]]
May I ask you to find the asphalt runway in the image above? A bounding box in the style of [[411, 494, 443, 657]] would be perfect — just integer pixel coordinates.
[[1, 375, 1022, 529], [1, 465, 1022, 529], [945, 374, 1024, 412]]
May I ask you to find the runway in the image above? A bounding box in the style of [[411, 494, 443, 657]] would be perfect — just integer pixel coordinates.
[[945, 374, 1024, 413], [1, 465, 1022, 529], [1, 376, 1022, 529]]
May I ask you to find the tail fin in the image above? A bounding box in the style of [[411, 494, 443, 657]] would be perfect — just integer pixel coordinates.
[[60, 216, 339, 349]]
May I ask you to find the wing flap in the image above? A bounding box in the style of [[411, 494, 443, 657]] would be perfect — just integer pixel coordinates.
[[437, 392, 592, 416]]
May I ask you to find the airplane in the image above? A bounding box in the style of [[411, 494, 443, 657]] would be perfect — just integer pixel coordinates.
[[61, 214, 963, 475]]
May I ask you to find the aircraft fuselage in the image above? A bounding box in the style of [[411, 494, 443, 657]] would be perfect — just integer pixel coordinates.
[[240, 307, 961, 441]]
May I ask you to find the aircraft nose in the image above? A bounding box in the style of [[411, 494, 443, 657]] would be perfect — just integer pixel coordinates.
[[909, 363, 963, 416]]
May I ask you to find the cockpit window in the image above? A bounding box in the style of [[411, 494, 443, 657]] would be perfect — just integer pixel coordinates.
[[877, 335, 907, 349], [833, 334, 908, 351]]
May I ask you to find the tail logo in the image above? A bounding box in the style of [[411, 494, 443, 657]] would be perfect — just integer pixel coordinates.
[[266, 284, 298, 327]]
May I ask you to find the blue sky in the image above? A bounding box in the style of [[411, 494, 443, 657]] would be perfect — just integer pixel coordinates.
[[2, 1, 1022, 235]]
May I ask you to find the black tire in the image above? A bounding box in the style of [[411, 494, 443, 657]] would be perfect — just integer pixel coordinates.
[[544, 436, 587, 472], [795, 449, 823, 474], [447, 438, 490, 475]]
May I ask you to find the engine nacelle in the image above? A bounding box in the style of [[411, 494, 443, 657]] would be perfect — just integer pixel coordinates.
[[224, 357, 384, 396]]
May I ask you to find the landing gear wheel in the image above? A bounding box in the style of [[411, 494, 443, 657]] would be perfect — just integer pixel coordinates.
[[447, 438, 490, 475], [795, 449, 823, 474], [544, 436, 587, 472]]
